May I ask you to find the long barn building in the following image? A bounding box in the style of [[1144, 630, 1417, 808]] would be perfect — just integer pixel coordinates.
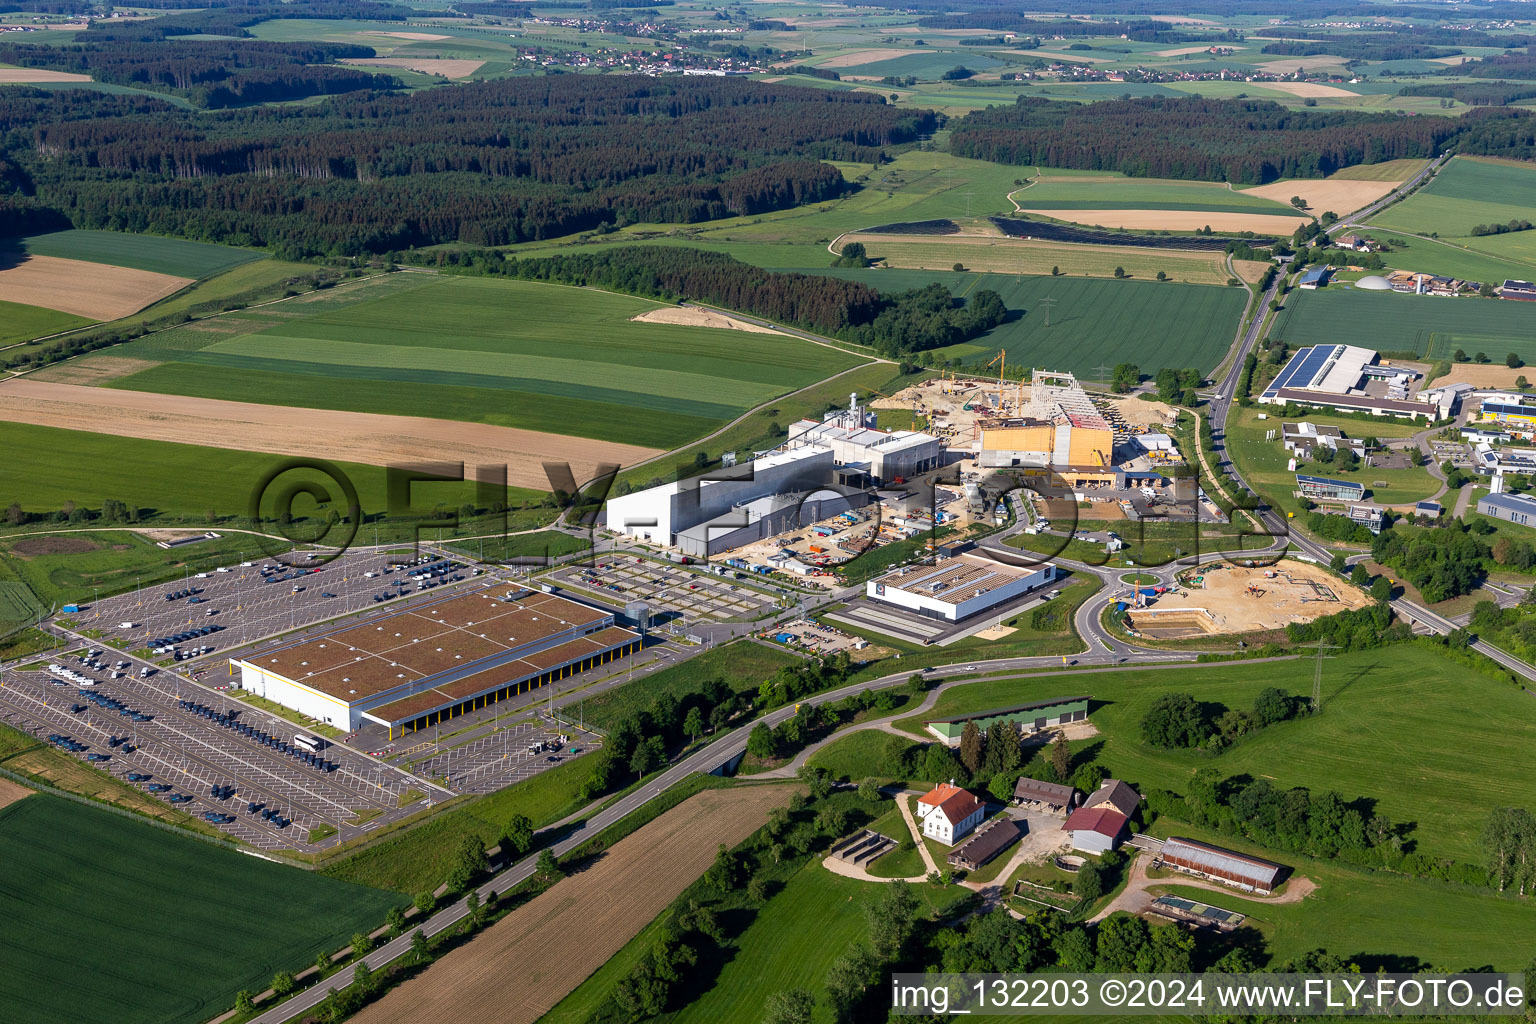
[[1157, 836, 1287, 895]]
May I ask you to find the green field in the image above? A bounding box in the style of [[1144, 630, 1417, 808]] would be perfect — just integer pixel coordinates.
[[816, 48, 1007, 80], [4, 229, 264, 279], [0, 578, 47, 630], [1269, 287, 1536, 365], [0, 298, 92, 345], [807, 268, 1246, 375], [0, 420, 404, 522], [0, 530, 266, 609], [102, 275, 865, 448], [0, 794, 399, 1024], [1015, 174, 1304, 216], [882, 646, 1519, 864], [1372, 157, 1536, 238]]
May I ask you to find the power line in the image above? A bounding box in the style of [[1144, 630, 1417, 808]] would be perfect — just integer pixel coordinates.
[[1037, 296, 1058, 328], [1309, 637, 1340, 713]]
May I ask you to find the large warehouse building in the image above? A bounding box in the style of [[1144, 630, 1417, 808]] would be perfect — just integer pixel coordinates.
[[604, 446, 836, 548], [1157, 836, 1286, 894], [231, 589, 640, 735], [867, 554, 1057, 622], [1259, 344, 1430, 418]]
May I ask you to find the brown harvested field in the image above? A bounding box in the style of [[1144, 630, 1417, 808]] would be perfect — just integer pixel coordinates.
[[1018, 209, 1310, 234], [12, 535, 98, 556], [29, 354, 162, 386], [1126, 560, 1372, 636], [817, 48, 912, 68], [342, 57, 484, 78], [1242, 178, 1400, 217], [352, 785, 796, 1024], [838, 231, 1249, 286], [1257, 80, 1359, 99], [0, 256, 190, 320], [0, 380, 663, 491], [0, 776, 33, 812], [629, 306, 785, 335], [1416, 363, 1532, 389], [0, 67, 92, 83], [1151, 44, 1240, 56], [1255, 54, 1349, 73]]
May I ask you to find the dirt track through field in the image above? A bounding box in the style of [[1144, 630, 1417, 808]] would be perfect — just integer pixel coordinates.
[[352, 785, 795, 1024], [0, 68, 92, 82], [1017, 208, 1308, 234], [0, 380, 662, 490], [0, 777, 33, 812], [0, 256, 190, 319], [629, 306, 785, 334], [342, 57, 485, 78]]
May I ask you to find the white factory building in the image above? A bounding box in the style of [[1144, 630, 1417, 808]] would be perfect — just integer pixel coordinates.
[[867, 555, 1058, 622], [785, 394, 944, 485], [1259, 345, 1429, 417], [604, 446, 837, 548]]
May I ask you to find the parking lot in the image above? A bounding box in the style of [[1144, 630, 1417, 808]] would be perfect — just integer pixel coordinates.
[[0, 655, 437, 850], [393, 716, 600, 795], [1431, 441, 1473, 469], [762, 619, 872, 657], [70, 546, 487, 667], [549, 557, 778, 624]]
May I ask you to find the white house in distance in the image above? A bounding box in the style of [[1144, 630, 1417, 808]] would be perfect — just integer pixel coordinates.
[[915, 782, 986, 845]]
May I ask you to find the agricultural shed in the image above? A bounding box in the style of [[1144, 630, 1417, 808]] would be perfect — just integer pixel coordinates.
[[1158, 836, 1287, 894]]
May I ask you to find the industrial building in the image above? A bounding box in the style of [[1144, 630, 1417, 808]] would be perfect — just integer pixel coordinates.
[[674, 486, 867, 559], [1280, 421, 1363, 457], [867, 555, 1057, 623], [1478, 492, 1536, 526], [977, 371, 1116, 484], [1480, 399, 1536, 430], [1501, 279, 1536, 302], [1295, 473, 1365, 502], [924, 695, 1090, 743], [786, 395, 944, 485], [1297, 266, 1331, 290], [604, 446, 836, 548], [231, 589, 640, 734], [1157, 837, 1286, 894], [1259, 345, 1430, 418]]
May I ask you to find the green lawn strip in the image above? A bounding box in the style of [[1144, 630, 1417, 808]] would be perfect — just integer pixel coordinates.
[[0, 299, 94, 346]]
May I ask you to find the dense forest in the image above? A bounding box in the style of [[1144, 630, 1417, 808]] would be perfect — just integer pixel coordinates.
[[0, 77, 932, 253], [1446, 49, 1536, 81], [1254, 25, 1535, 62], [837, 0, 1536, 20], [910, 14, 1230, 43], [0, 3, 422, 106], [1400, 81, 1536, 107], [949, 97, 1466, 184], [401, 246, 1007, 356]]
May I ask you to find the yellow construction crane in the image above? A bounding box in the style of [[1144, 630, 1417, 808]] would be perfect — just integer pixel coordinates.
[[985, 350, 1005, 387]]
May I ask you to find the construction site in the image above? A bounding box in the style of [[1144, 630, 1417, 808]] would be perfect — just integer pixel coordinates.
[[1119, 560, 1373, 638]]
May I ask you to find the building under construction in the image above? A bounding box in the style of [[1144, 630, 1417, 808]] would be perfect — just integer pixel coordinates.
[[977, 371, 1117, 488]]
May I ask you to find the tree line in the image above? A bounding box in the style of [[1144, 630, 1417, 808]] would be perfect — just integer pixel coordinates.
[[404, 245, 1005, 356], [948, 96, 1470, 185], [0, 76, 929, 254]]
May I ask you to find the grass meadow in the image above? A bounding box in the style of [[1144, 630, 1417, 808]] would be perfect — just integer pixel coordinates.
[[1269, 287, 1536, 365], [1371, 156, 1536, 239], [579, 639, 801, 731], [104, 275, 865, 448], [887, 646, 1517, 863], [4, 229, 265, 279], [0, 298, 93, 345], [0, 794, 399, 1024]]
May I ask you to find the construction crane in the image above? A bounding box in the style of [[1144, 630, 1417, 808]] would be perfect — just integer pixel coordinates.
[[985, 350, 1006, 388]]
